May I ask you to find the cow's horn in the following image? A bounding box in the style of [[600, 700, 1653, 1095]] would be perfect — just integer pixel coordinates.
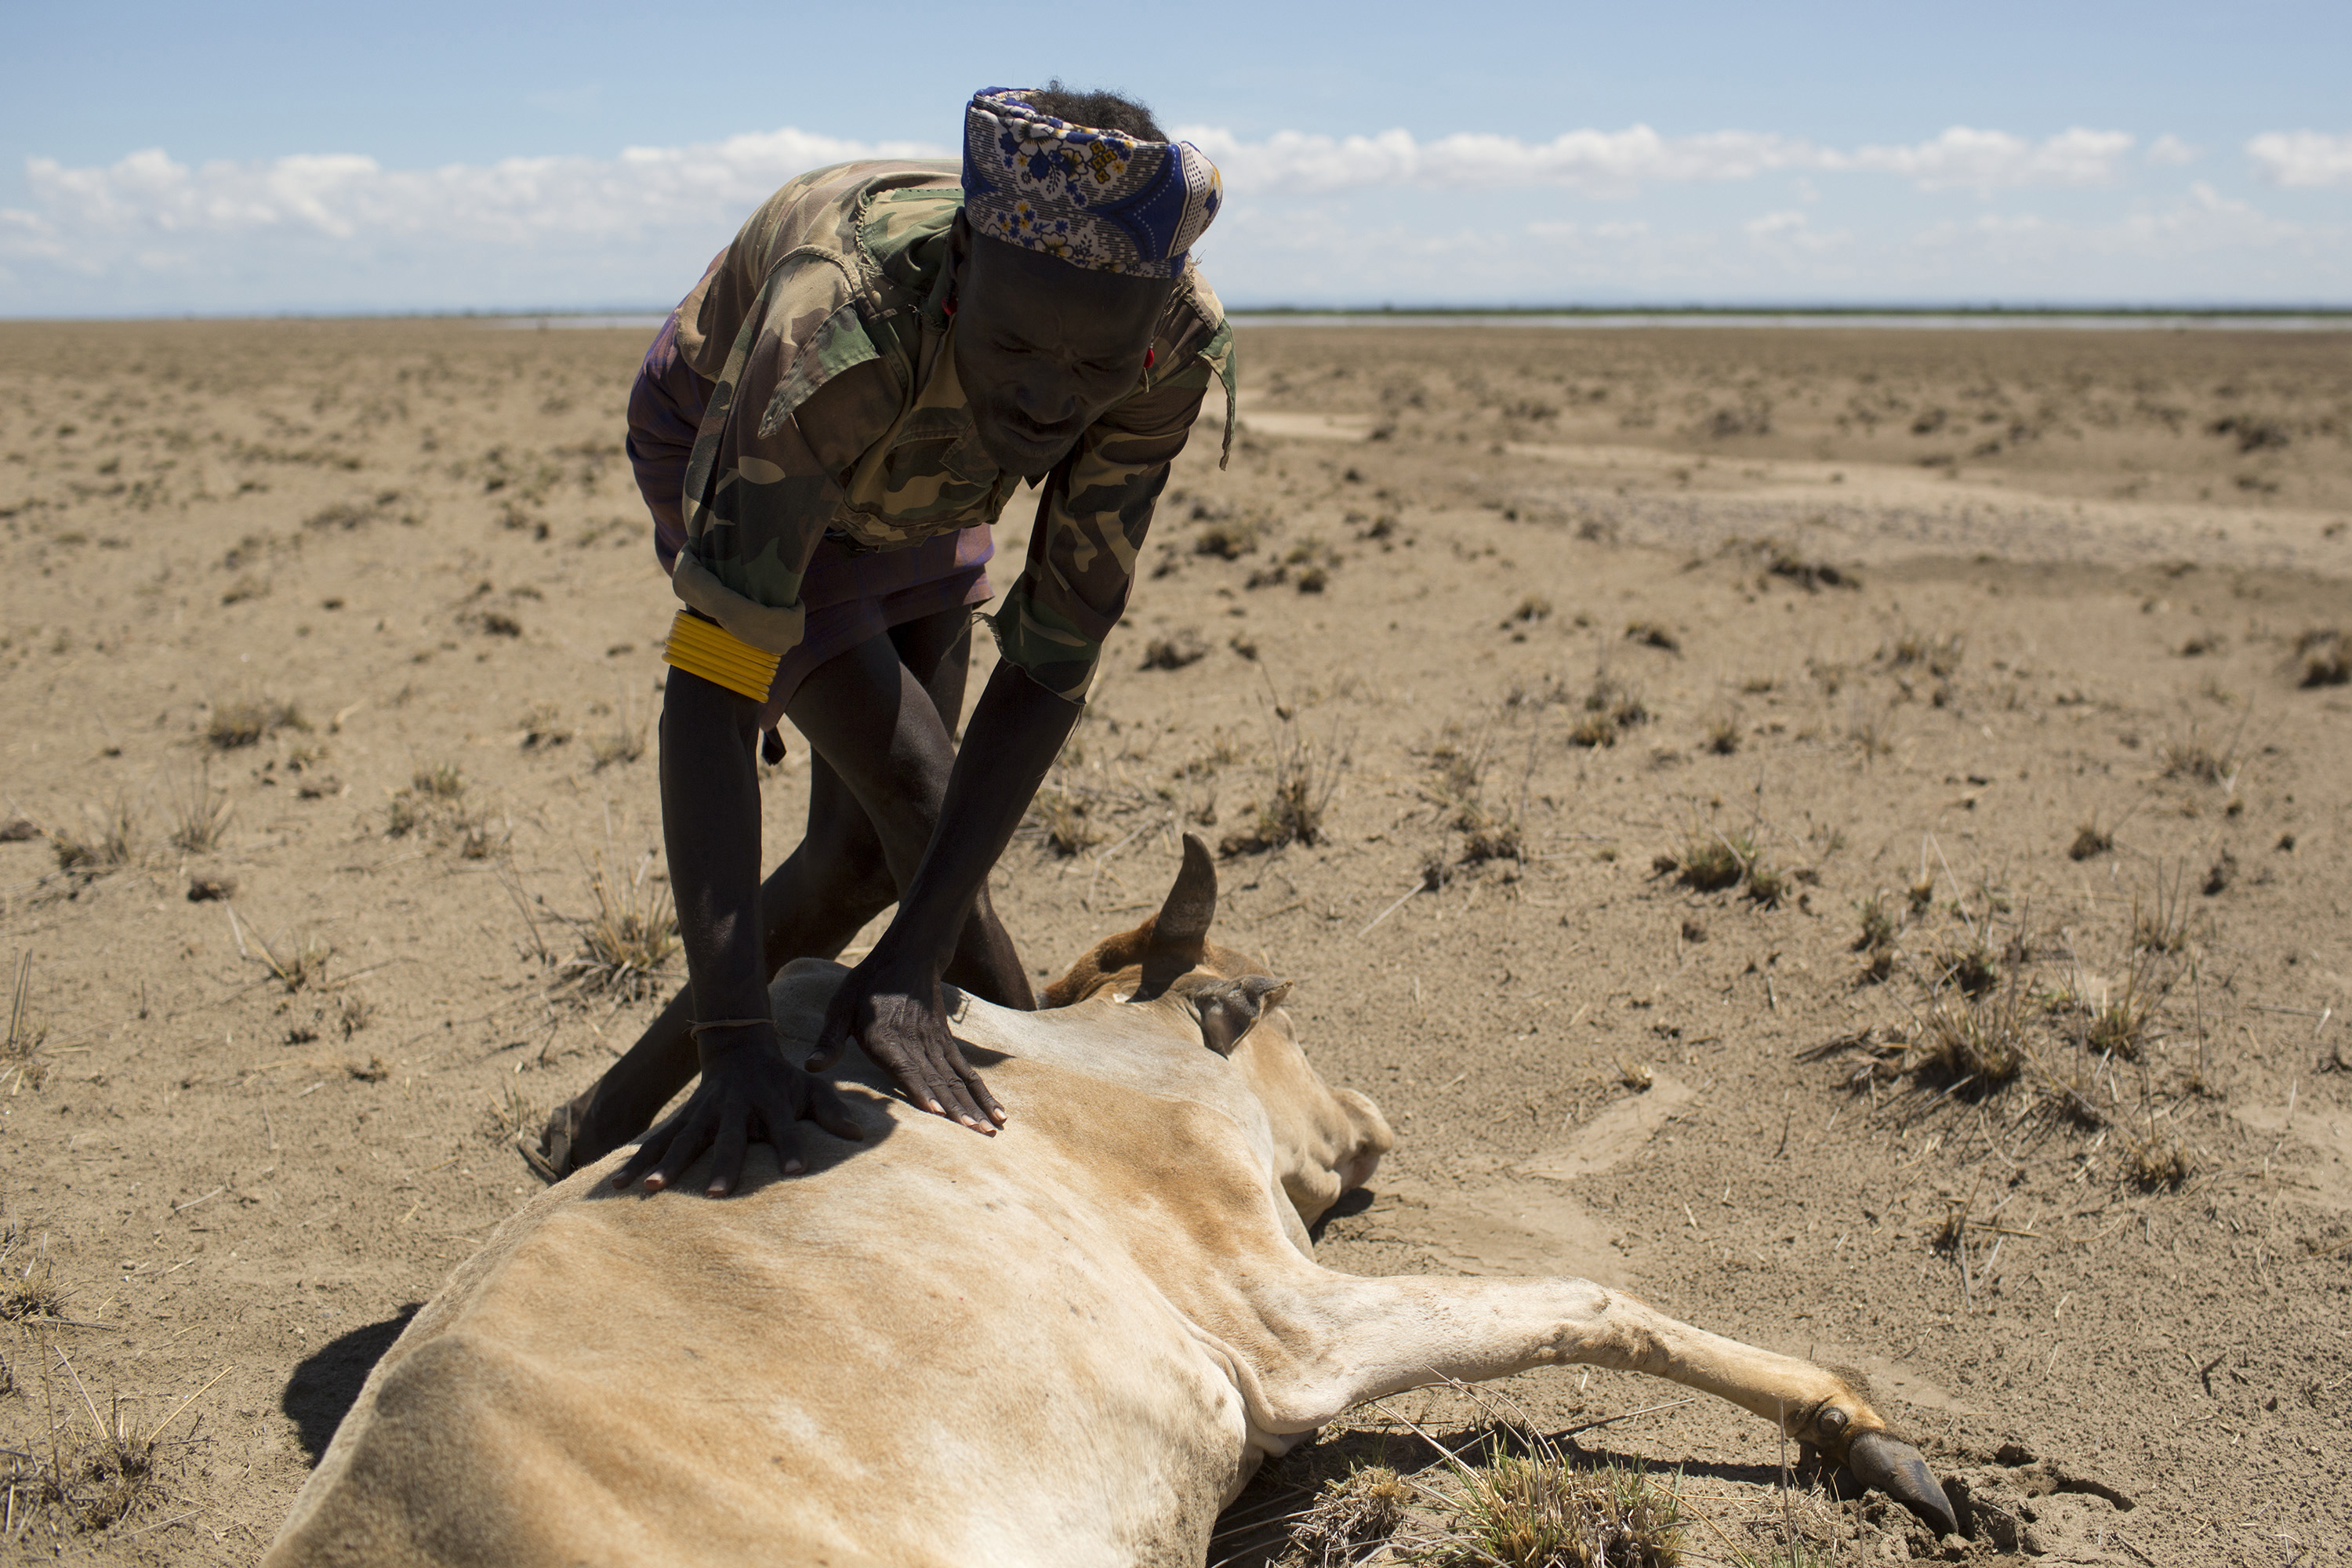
[[1845, 1430, 1958, 1539], [1137, 833, 1217, 1000]]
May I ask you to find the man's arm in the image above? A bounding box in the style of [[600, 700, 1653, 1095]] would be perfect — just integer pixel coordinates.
[[806, 659, 1079, 1117], [612, 670, 865, 1195]]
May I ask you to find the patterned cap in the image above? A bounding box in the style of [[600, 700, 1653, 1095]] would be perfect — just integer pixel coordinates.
[[961, 86, 1221, 278]]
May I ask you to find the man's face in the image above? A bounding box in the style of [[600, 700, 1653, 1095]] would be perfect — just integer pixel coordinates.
[[953, 231, 1175, 479]]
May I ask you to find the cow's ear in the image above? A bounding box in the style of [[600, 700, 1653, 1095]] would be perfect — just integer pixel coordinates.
[[1190, 975, 1291, 1056]]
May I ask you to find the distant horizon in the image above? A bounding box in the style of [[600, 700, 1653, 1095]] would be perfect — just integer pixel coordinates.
[[9, 301, 2351, 327]]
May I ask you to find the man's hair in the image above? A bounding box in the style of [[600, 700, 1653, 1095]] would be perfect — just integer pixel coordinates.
[[1020, 81, 1166, 143]]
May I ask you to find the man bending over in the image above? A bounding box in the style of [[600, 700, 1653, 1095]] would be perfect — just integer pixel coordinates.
[[536, 84, 1232, 1192]]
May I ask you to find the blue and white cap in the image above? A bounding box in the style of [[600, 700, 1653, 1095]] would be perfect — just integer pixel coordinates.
[[961, 86, 1221, 278]]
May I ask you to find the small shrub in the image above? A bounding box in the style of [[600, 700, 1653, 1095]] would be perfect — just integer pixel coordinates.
[[1194, 517, 1261, 559], [1886, 626, 1964, 676], [589, 708, 648, 768], [412, 762, 466, 800], [561, 853, 678, 1000], [1702, 713, 1741, 755], [1220, 717, 1339, 856], [1624, 619, 1679, 652], [52, 798, 137, 875], [2068, 819, 2113, 860], [258, 933, 331, 993], [1568, 711, 1619, 749], [1918, 988, 2024, 1087], [207, 695, 304, 750], [168, 768, 233, 852], [1510, 594, 1553, 623], [1666, 831, 1748, 893], [1854, 895, 1897, 953], [1421, 1443, 1685, 1568], [2296, 628, 2348, 687], [1029, 787, 1102, 857], [2125, 1133, 2196, 1192], [1292, 1463, 1410, 1566], [1139, 629, 1208, 670]]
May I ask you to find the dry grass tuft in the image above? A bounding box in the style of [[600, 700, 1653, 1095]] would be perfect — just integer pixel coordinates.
[[2125, 1132, 2196, 1192], [1414, 1439, 1685, 1568], [588, 704, 648, 768], [1702, 712, 1743, 755], [1624, 619, 1680, 653], [1193, 515, 1262, 559], [1653, 827, 1795, 907], [167, 768, 233, 853], [2294, 627, 2348, 687], [2068, 818, 2114, 861], [4, 952, 49, 1093], [2157, 718, 2243, 786], [1917, 983, 2027, 1089], [256, 931, 331, 993], [1853, 895, 1898, 955], [1221, 716, 1341, 856], [1139, 628, 1208, 670], [560, 853, 678, 1001], [50, 798, 138, 875], [1292, 1462, 1412, 1566], [1843, 699, 1894, 760], [412, 761, 466, 800], [485, 1082, 545, 1143], [1031, 787, 1102, 857], [1, 1352, 221, 1535], [1884, 626, 1964, 677], [206, 695, 304, 749]]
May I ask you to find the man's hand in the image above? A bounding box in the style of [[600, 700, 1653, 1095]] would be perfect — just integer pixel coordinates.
[[810, 958, 1005, 1134], [613, 1023, 865, 1196]]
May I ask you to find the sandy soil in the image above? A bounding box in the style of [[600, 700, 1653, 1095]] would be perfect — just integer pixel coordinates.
[[1, 319, 2347, 1565]]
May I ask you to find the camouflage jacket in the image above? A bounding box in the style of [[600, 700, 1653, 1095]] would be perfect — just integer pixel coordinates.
[[667, 159, 1236, 703]]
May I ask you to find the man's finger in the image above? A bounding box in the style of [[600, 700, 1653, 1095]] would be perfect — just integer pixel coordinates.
[[644, 1103, 716, 1193], [805, 989, 858, 1071], [751, 1085, 811, 1176], [613, 1112, 681, 1189], [706, 1106, 750, 1196], [925, 1066, 991, 1132], [946, 1039, 1007, 1125], [801, 1077, 866, 1144]]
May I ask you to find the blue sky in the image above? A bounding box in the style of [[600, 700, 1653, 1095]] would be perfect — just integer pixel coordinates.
[[5, 1, 2350, 314]]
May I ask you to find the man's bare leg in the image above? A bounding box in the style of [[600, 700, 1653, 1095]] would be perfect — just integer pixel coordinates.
[[539, 608, 1033, 1174]]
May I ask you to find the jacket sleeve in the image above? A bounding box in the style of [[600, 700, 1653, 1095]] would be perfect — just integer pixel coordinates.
[[988, 308, 1229, 702], [666, 257, 902, 658]]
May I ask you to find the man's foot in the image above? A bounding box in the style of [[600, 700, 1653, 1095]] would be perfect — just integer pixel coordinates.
[[524, 1092, 591, 1185]]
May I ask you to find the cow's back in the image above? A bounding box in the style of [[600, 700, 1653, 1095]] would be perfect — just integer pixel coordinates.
[[267, 1036, 1275, 1567]]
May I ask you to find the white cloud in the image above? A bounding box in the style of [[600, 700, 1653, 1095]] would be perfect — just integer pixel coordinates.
[[1821, 127, 2136, 193], [9, 129, 946, 253], [2145, 134, 2198, 167], [2, 121, 2343, 313], [2246, 130, 2352, 188], [1178, 123, 2135, 197]]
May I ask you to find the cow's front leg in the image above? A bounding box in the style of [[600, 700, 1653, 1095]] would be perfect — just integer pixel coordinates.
[[1263, 1273, 1956, 1537]]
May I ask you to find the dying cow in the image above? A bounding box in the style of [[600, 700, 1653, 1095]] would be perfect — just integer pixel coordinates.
[[267, 835, 1956, 1566]]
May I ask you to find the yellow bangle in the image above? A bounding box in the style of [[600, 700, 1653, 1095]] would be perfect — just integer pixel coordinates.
[[662, 610, 781, 703]]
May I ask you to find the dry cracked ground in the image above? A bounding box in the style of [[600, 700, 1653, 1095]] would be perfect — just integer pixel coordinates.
[[1, 318, 2348, 1565]]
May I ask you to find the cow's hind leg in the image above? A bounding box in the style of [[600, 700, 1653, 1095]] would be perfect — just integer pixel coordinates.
[[1261, 1274, 1956, 1537]]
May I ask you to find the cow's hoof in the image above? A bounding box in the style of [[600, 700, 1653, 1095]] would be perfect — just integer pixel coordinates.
[[1846, 1429, 1958, 1539]]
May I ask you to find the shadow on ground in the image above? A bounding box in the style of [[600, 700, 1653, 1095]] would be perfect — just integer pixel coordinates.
[[282, 1305, 423, 1463]]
